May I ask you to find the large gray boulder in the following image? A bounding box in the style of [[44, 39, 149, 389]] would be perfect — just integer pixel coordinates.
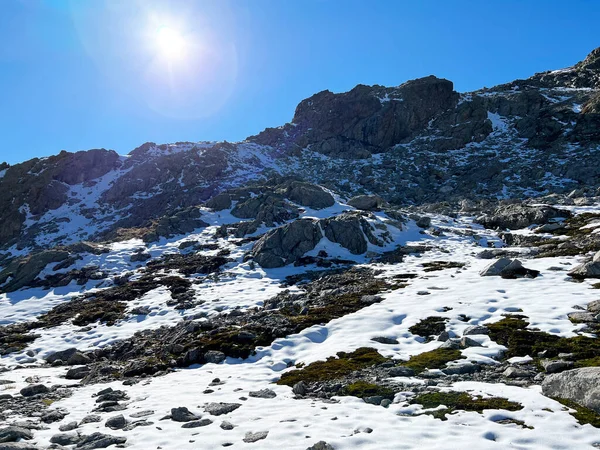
[[321, 213, 368, 254], [476, 204, 570, 230], [285, 182, 335, 209], [251, 219, 322, 268], [542, 367, 600, 412], [568, 257, 600, 279]]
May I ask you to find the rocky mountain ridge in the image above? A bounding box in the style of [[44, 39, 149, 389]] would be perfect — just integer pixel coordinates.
[[1, 47, 599, 257]]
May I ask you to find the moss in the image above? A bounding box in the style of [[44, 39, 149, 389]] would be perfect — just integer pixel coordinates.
[[592, 282, 600, 289], [403, 348, 464, 373], [42, 398, 56, 406], [494, 418, 534, 429], [409, 316, 448, 338], [555, 398, 600, 428], [410, 391, 522, 421], [277, 347, 389, 386], [342, 381, 395, 400], [421, 261, 466, 272], [487, 315, 600, 364]]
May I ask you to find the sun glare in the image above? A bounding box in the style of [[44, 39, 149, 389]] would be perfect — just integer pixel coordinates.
[[156, 26, 188, 61]]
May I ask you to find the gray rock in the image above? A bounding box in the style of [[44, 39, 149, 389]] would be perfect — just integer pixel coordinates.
[[19, 384, 48, 397], [181, 419, 212, 428], [204, 350, 226, 364], [252, 219, 322, 268], [285, 182, 335, 209], [568, 261, 600, 279], [80, 415, 102, 425], [542, 359, 574, 374], [170, 407, 198, 423], [205, 193, 232, 211], [45, 348, 78, 364], [542, 367, 600, 412], [75, 432, 127, 450], [129, 410, 154, 419], [503, 367, 532, 378], [388, 366, 415, 377], [249, 389, 277, 399], [479, 258, 512, 276], [220, 421, 235, 430], [292, 381, 308, 396], [364, 396, 383, 405], [442, 363, 480, 375], [66, 366, 91, 380], [58, 422, 78, 432], [42, 409, 68, 424], [307, 441, 335, 450], [104, 415, 127, 430], [204, 402, 241, 416], [440, 339, 461, 350], [50, 433, 80, 446], [321, 213, 368, 254], [347, 195, 384, 211], [463, 325, 490, 336], [587, 300, 600, 314], [243, 431, 269, 443], [476, 204, 570, 230], [0, 443, 40, 450], [0, 427, 33, 443], [567, 311, 596, 323], [460, 336, 482, 348]]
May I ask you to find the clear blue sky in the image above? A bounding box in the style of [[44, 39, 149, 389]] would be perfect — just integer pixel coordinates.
[[1, 0, 598, 165]]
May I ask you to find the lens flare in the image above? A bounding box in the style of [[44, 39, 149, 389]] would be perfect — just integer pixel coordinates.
[[156, 26, 187, 61]]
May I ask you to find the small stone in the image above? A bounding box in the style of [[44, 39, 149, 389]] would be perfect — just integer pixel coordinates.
[[19, 384, 48, 397], [204, 402, 241, 416], [80, 415, 102, 424], [41, 410, 68, 423], [292, 381, 307, 396], [105, 414, 127, 430], [307, 442, 335, 450], [542, 359, 574, 374], [388, 366, 415, 377], [503, 367, 531, 378], [371, 336, 399, 345], [129, 410, 154, 419], [181, 419, 212, 428], [220, 421, 235, 430], [249, 389, 277, 399], [243, 431, 269, 443], [204, 351, 226, 364], [59, 421, 78, 432], [170, 407, 198, 423], [50, 432, 80, 446]]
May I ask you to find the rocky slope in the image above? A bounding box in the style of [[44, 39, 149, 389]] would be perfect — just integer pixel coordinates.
[[1, 47, 600, 258]]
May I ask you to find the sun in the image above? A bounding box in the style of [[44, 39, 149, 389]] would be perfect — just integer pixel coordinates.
[[155, 26, 188, 61]]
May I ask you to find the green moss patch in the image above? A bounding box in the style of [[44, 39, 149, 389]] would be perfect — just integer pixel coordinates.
[[277, 347, 389, 386], [403, 348, 464, 373], [487, 315, 600, 365], [410, 391, 522, 421], [342, 381, 395, 400], [409, 316, 448, 338], [555, 398, 600, 428]]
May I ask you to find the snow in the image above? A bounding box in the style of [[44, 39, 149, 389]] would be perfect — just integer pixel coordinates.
[[2, 205, 600, 448]]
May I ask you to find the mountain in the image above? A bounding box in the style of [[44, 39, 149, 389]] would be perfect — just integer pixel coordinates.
[[1, 48, 600, 450], [1, 47, 599, 256]]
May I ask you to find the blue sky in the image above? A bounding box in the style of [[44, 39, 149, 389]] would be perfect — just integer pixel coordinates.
[[0, 0, 598, 165]]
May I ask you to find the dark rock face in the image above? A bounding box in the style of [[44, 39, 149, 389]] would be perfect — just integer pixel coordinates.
[[253, 76, 458, 158], [251, 219, 322, 268], [285, 181, 335, 209], [321, 213, 368, 255]]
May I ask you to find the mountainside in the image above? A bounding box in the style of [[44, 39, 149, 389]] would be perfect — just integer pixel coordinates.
[[1, 47, 600, 257], [2, 48, 600, 450]]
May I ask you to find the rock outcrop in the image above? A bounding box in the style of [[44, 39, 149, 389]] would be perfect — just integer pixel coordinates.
[[542, 367, 600, 412]]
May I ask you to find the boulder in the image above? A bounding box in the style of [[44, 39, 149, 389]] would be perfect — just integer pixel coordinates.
[[476, 204, 570, 230], [542, 367, 600, 412], [568, 261, 600, 279], [347, 195, 385, 211], [321, 213, 368, 254], [205, 193, 232, 211], [19, 384, 48, 397], [480, 258, 539, 279], [0, 427, 33, 443], [285, 182, 335, 209], [251, 219, 322, 268]]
